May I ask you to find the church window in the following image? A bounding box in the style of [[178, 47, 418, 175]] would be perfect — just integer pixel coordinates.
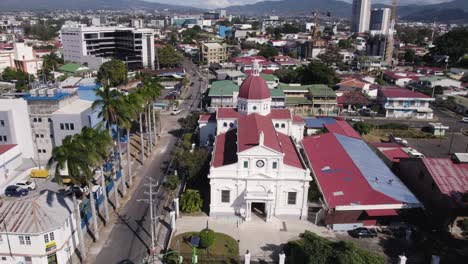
[[272, 162, 278, 169], [223, 122, 227, 127], [275, 123, 279, 128], [288, 192, 297, 205], [281, 123, 286, 128], [229, 123, 234, 128], [253, 106, 257, 110], [243, 161, 249, 168], [221, 190, 230, 203]]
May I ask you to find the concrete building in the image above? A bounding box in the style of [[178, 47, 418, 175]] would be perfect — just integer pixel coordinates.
[[201, 43, 227, 64], [0, 144, 22, 187], [352, 0, 371, 33], [378, 87, 435, 119], [24, 88, 80, 163], [199, 64, 310, 222], [0, 98, 35, 159], [0, 191, 80, 264], [370, 8, 391, 35], [50, 99, 99, 147], [0, 42, 43, 76], [60, 24, 155, 70]]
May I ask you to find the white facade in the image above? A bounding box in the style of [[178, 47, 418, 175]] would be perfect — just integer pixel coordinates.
[[60, 24, 155, 70], [382, 97, 435, 119], [0, 98, 35, 159], [51, 100, 93, 147], [0, 144, 22, 187], [0, 43, 43, 76], [352, 0, 371, 33], [0, 192, 80, 264]]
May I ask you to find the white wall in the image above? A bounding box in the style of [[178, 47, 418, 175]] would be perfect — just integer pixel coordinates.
[[0, 144, 22, 187]]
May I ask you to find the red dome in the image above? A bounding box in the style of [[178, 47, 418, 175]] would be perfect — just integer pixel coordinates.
[[238, 75, 270, 100]]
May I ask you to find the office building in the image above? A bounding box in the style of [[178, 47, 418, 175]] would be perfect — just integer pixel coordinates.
[[370, 8, 391, 35], [60, 24, 155, 70], [351, 0, 371, 33], [201, 43, 227, 64]]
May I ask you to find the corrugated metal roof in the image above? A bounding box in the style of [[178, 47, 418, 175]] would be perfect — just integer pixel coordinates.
[[336, 134, 420, 204], [422, 158, 468, 196], [0, 191, 74, 234], [303, 117, 337, 128]]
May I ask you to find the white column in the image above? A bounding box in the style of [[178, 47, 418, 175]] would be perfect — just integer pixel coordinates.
[[279, 252, 286, 264], [244, 251, 251, 264], [174, 198, 179, 219], [398, 255, 407, 264], [301, 182, 309, 220], [170, 211, 176, 229], [266, 202, 273, 222], [246, 201, 251, 221]]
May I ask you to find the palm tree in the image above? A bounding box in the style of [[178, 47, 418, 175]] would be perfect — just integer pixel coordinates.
[[120, 93, 144, 186], [47, 136, 92, 259], [93, 86, 126, 207]]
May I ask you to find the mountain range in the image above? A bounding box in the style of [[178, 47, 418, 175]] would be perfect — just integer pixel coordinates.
[[0, 0, 197, 11]]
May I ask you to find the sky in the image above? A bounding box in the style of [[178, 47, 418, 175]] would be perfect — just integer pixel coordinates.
[[147, 0, 453, 9]]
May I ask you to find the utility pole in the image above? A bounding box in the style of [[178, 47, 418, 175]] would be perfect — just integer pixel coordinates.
[[137, 178, 160, 261]]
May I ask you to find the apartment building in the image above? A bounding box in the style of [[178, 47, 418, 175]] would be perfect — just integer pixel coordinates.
[[378, 87, 435, 119], [0, 42, 43, 76], [60, 24, 155, 70], [370, 8, 391, 35], [201, 43, 227, 64]]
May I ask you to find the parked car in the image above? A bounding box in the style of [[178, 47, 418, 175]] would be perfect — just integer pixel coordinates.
[[462, 117, 468, 123], [171, 108, 182, 115], [5, 185, 28, 197], [351, 117, 364, 122], [15, 180, 36, 190], [64, 185, 87, 199], [165, 94, 177, 100], [349, 227, 378, 238]]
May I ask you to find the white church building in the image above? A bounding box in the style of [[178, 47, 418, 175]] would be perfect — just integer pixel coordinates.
[[199, 62, 311, 222]]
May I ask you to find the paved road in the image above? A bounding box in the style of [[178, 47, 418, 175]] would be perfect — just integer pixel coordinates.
[[93, 59, 204, 264]]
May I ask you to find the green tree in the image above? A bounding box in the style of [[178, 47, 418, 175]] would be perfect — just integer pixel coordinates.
[[97, 60, 128, 87], [158, 45, 182, 68], [430, 28, 468, 65], [353, 122, 374, 135], [297, 62, 339, 86], [40, 53, 64, 81], [404, 49, 416, 63], [318, 47, 345, 67], [258, 45, 279, 58], [180, 189, 203, 213], [199, 229, 216, 248], [338, 38, 353, 49], [274, 68, 299, 83], [163, 175, 180, 191], [1, 67, 33, 91]]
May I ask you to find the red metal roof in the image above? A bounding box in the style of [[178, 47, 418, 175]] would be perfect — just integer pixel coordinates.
[[212, 129, 238, 168], [302, 134, 400, 209], [337, 79, 366, 89], [381, 148, 410, 163], [0, 144, 16, 155], [199, 113, 216, 123], [379, 87, 431, 99], [324, 120, 361, 139], [237, 114, 281, 153], [238, 75, 271, 100], [277, 132, 304, 169], [269, 109, 291, 119], [217, 108, 241, 119], [365, 209, 398, 217], [232, 56, 267, 64], [422, 158, 468, 197], [292, 115, 304, 124]]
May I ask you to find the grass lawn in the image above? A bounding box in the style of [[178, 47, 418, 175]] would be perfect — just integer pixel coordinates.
[[170, 232, 239, 264]]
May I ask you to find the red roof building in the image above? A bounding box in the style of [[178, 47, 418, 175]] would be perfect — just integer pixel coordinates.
[[238, 75, 271, 100]]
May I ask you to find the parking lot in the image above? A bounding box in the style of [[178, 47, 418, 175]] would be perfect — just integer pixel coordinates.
[[406, 133, 468, 158]]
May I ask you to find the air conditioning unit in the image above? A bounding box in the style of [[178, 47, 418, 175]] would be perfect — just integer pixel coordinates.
[[47, 88, 57, 97], [38, 88, 46, 96], [29, 88, 39, 96]]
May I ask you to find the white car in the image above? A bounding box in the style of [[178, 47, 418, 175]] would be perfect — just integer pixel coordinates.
[[351, 117, 364, 122], [171, 109, 182, 115], [462, 117, 468, 123], [15, 180, 36, 190]]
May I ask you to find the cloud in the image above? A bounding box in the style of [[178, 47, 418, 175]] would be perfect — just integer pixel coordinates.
[[147, 0, 454, 9]]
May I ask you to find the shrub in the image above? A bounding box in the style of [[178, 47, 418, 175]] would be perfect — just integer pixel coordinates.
[[377, 123, 409, 130], [164, 249, 180, 264], [198, 228, 216, 248], [163, 175, 180, 191], [353, 122, 374, 135], [180, 189, 203, 213]]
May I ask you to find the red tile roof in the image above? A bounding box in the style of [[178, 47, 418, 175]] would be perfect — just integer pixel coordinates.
[[269, 108, 291, 119], [365, 209, 398, 216], [277, 132, 304, 168], [238, 75, 271, 100], [232, 56, 267, 64], [292, 115, 304, 124], [422, 158, 468, 200], [217, 108, 241, 119], [237, 114, 281, 153], [0, 144, 17, 155], [302, 134, 400, 208], [324, 120, 361, 139], [379, 87, 431, 99], [337, 79, 366, 89], [199, 113, 216, 123], [212, 129, 238, 168]]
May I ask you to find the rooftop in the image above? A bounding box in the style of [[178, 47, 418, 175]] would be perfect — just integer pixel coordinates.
[[302, 133, 420, 210], [58, 63, 88, 73], [52, 99, 93, 114], [308, 85, 336, 98], [0, 144, 17, 155], [208, 80, 239, 97], [0, 191, 74, 234], [379, 87, 432, 99]]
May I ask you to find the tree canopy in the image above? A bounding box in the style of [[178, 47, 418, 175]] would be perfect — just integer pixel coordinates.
[[285, 231, 385, 264], [1, 67, 34, 91], [158, 45, 182, 68], [258, 45, 279, 58], [297, 62, 339, 86], [97, 59, 128, 87], [430, 28, 468, 65]]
